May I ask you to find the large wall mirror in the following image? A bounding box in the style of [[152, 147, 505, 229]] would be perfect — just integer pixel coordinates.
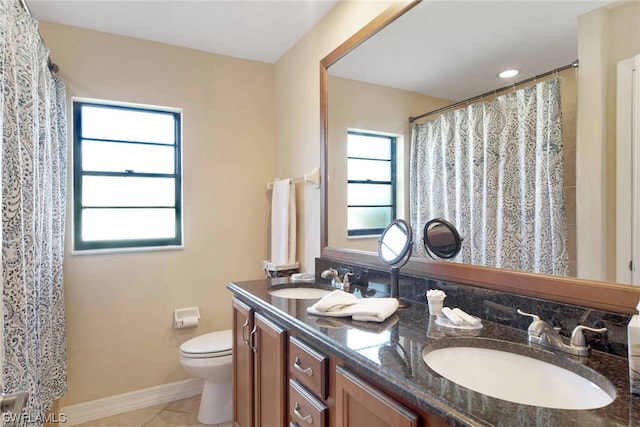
[[320, 0, 640, 314]]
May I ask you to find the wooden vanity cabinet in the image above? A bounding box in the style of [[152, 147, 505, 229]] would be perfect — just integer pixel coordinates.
[[287, 336, 330, 427], [335, 366, 418, 427], [232, 298, 287, 427], [254, 312, 287, 426], [232, 298, 254, 427], [289, 336, 329, 399], [232, 295, 448, 427], [289, 379, 328, 427]]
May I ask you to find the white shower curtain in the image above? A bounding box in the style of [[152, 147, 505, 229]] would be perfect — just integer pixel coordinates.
[[410, 78, 568, 275], [0, 0, 67, 422]]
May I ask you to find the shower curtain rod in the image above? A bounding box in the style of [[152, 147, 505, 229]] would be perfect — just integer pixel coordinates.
[[408, 60, 579, 123], [18, 0, 59, 73]]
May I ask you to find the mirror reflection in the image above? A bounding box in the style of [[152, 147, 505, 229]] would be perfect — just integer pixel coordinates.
[[423, 218, 462, 260], [378, 219, 413, 308], [326, 0, 640, 285], [378, 219, 412, 265]]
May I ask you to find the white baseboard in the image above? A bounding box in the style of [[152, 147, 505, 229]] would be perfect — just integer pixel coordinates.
[[60, 378, 204, 426]]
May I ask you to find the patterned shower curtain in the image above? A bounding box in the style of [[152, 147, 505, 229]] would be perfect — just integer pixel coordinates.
[[0, 0, 67, 423], [410, 78, 568, 276]]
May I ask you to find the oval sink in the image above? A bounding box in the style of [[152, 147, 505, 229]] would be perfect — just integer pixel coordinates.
[[422, 343, 615, 410], [268, 287, 332, 300]]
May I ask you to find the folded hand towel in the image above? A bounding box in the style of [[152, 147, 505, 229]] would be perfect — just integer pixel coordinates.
[[312, 290, 358, 312], [307, 292, 399, 323], [350, 298, 399, 322]]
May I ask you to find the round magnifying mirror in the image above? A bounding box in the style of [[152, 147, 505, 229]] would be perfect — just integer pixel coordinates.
[[378, 219, 413, 266], [423, 218, 462, 259], [378, 219, 413, 309]]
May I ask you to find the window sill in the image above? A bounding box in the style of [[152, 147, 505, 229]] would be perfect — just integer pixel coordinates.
[[71, 244, 184, 256], [347, 234, 380, 240]]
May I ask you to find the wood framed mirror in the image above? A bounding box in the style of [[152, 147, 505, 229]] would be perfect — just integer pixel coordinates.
[[319, 0, 640, 315]]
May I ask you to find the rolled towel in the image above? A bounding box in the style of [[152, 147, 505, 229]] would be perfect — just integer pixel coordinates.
[[439, 307, 482, 326], [441, 307, 464, 324], [311, 290, 358, 312], [452, 308, 481, 326]]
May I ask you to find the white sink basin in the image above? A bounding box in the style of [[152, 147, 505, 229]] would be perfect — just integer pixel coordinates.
[[268, 287, 332, 300], [423, 345, 615, 410]]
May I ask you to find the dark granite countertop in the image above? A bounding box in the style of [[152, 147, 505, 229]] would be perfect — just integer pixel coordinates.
[[227, 278, 639, 426]]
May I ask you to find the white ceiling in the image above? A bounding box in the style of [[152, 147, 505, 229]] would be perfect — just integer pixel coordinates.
[[29, 0, 616, 100], [29, 0, 339, 63], [329, 0, 613, 101]]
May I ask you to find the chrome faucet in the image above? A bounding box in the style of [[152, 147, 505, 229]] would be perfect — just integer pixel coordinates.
[[517, 309, 607, 357], [320, 268, 353, 291]]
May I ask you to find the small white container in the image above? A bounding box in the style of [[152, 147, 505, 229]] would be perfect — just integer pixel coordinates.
[[428, 299, 444, 315], [426, 289, 446, 316]]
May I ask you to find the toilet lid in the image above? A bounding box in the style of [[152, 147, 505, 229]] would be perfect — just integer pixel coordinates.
[[180, 329, 232, 357]]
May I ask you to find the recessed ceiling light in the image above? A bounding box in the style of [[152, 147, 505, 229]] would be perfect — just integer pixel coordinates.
[[499, 69, 519, 79]]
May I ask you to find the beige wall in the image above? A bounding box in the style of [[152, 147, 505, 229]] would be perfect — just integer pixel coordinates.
[[327, 76, 450, 251], [39, 0, 403, 407], [39, 22, 276, 405], [274, 0, 398, 269], [577, 0, 640, 282]]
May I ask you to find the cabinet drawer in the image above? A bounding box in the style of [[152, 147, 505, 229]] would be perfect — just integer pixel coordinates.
[[289, 336, 329, 399], [289, 379, 327, 427]]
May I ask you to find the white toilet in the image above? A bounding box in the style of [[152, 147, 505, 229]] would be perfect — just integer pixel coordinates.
[[179, 329, 233, 424]]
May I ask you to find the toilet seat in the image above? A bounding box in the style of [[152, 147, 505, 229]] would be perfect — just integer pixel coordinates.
[[180, 329, 232, 359]]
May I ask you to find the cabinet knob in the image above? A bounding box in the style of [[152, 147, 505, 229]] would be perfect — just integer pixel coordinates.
[[293, 357, 314, 376], [293, 402, 313, 424]]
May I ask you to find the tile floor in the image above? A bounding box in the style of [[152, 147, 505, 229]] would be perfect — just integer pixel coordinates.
[[76, 395, 232, 427]]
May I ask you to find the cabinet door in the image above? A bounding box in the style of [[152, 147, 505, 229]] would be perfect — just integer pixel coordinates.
[[254, 312, 287, 427], [335, 366, 418, 427], [232, 298, 254, 427]]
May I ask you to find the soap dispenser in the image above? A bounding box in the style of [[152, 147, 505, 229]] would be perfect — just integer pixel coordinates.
[[629, 300, 640, 394]]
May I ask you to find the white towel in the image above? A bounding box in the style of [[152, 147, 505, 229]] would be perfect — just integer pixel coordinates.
[[350, 299, 400, 322], [312, 290, 358, 312], [308, 291, 399, 323], [270, 179, 296, 265]]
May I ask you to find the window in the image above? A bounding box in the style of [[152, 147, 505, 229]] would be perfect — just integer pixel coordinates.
[[73, 100, 182, 251], [347, 131, 396, 236]]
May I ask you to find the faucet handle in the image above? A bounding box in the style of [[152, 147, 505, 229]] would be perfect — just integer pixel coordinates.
[[320, 268, 338, 279], [570, 325, 607, 347], [517, 309, 541, 322], [343, 272, 354, 285]]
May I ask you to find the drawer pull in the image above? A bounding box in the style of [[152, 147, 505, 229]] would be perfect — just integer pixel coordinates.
[[293, 403, 313, 424], [293, 357, 314, 376], [241, 319, 250, 343], [249, 325, 257, 353], [289, 423, 300, 427]]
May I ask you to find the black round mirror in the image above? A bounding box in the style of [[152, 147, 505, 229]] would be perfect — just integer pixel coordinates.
[[423, 218, 462, 259], [378, 219, 413, 266]]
